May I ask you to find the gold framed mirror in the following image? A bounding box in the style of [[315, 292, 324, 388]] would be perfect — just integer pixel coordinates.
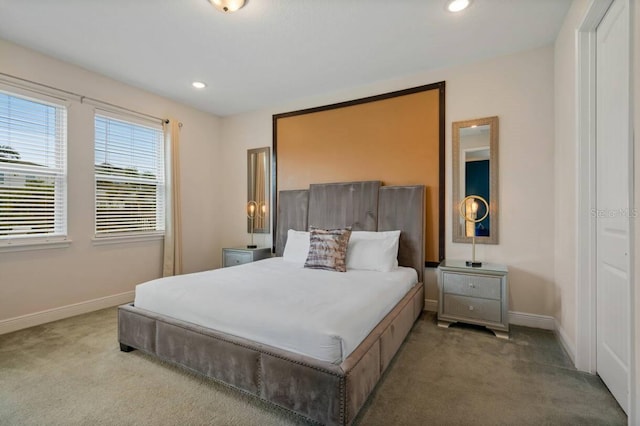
[[452, 116, 498, 244], [247, 147, 270, 234]]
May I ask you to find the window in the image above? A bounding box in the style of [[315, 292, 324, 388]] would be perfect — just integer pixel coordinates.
[[0, 90, 67, 243], [94, 112, 165, 237]]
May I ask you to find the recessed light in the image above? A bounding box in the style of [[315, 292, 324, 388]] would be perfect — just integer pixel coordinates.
[[447, 0, 471, 12], [192, 81, 207, 89]]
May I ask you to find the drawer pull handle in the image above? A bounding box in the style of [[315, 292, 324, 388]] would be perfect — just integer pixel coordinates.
[[468, 305, 474, 311], [468, 283, 475, 288]]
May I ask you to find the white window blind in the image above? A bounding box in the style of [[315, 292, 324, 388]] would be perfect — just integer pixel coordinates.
[[0, 90, 67, 242], [94, 113, 165, 237]]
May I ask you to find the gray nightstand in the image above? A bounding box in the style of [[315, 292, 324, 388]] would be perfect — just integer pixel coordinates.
[[222, 247, 271, 268], [437, 259, 509, 339]]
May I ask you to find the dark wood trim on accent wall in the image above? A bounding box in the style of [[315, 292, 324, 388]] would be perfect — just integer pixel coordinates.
[[271, 114, 278, 253], [274, 83, 444, 119], [438, 82, 446, 263], [272, 81, 446, 265]]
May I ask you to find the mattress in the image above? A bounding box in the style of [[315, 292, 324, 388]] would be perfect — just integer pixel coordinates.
[[134, 257, 418, 363]]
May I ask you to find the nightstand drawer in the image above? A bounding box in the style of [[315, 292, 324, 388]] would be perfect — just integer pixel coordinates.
[[222, 247, 271, 267], [443, 294, 502, 323], [223, 251, 253, 266], [443, 272, 501, 300]]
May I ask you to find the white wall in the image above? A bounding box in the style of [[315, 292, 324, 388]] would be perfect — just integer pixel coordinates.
[[220, 46, 556, 318], [633, 0, 639, 417], [0, 39, 222, 331], [552, 0, 589, 357], [219, 110, 274, 253]]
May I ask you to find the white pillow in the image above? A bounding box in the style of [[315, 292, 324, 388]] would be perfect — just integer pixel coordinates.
[[282, 229, 310, 265], [346, 230, 401, 272]]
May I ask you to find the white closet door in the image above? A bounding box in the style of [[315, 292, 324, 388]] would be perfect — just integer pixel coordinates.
[[595, 0, 631, 414]]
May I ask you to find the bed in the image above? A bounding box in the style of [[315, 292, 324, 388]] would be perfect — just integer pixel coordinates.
[[118, 181, 425, 425]]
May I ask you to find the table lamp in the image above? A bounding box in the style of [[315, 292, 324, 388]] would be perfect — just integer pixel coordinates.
[[458, 195, 489, 267], [246, 201, 258, 248]]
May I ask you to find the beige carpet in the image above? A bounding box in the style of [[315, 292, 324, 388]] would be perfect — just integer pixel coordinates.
[[0, 308, 626, 425]]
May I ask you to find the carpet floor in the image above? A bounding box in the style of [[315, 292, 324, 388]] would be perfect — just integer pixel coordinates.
[[0, 308, 627, 425]]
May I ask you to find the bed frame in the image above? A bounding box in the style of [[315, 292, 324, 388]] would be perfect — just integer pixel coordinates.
[[118, 181, 425, 425]]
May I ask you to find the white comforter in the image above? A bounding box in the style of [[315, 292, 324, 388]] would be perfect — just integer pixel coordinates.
[[134, 257, 418, 364]]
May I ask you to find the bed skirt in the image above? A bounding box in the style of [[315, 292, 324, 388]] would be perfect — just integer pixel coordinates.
[[118, 282, 424, 425]]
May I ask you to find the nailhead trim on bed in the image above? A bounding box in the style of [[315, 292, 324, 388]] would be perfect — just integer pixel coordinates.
[[256, 353, 263, 394], [339, 376, 346, 425]]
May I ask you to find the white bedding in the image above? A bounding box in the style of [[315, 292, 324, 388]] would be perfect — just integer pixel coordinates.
[[134, 257, 418, 364]]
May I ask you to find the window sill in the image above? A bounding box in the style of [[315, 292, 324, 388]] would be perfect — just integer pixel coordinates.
[[92, 233, 164, 246], [0, 237, 71, 253]]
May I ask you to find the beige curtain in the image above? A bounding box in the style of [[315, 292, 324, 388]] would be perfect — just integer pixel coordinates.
[[163, 119, 183, 277]]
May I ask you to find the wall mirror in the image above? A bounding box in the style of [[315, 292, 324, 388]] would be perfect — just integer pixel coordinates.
[[452, 116, 498, 244], [247, 147, 270, 234]]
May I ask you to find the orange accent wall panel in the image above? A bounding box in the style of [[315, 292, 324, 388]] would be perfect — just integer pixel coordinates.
[[275, 87, 441, 263]]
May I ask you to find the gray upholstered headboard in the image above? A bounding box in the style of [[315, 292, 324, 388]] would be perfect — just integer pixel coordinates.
[[275, 181, 425, 283]]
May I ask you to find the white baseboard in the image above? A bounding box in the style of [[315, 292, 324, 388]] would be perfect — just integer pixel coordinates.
[[0, 291, 134, 335], [508, 311, 555, 330], [554, 319, 577, 363], [424, 302, 574, 361], [426, 300, 556, 331], [424, 298, 438, 312]]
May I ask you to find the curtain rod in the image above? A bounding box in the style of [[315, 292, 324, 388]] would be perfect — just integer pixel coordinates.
[[0, 71, 169, 124]]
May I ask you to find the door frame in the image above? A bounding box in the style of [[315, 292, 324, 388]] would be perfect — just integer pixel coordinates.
[[576, 0, 635, 421]]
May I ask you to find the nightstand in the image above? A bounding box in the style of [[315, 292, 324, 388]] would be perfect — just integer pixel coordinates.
[[437, 259, 509, 339], [222, 247, 271, 267]]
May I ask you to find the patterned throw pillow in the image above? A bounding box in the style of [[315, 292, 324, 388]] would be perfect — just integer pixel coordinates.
[[304, 227, 352, 272]]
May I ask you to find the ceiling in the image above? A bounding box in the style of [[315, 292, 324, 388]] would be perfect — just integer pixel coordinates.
[[0, 0, 571, 117]]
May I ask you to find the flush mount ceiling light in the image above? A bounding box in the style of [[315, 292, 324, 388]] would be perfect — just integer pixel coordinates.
[[447, 0, 471, 12], [208, 0, 245, 13], [192, 81, 207, 89]]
